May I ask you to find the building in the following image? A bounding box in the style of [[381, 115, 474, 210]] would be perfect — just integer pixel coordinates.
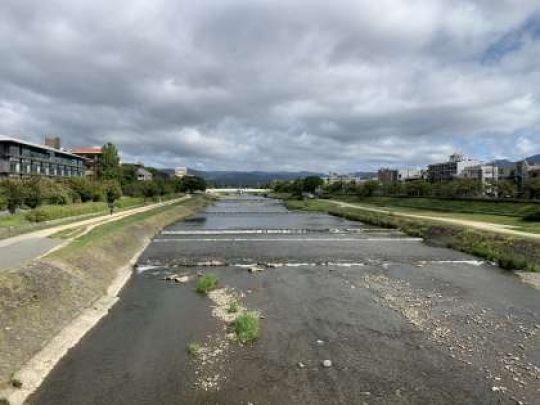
[[427, 153, 481, 182], [44, 136, 61, 149], [516, 159, 540, 191], [174, 167, 188, 178], [0, 135, 85, 178], [397, 168, 423, 182], [378, 168, 398, 183], [71, 147, 103, 177], [460, 164, 499, 190], [136, 166, 153, 181]]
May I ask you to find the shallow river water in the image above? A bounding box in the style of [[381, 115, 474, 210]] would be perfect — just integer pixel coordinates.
[[28, 196, 540, 404]]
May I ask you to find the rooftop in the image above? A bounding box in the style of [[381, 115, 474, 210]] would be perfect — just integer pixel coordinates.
[[71, 147, 103, 154], [0, 135, 84, 159]]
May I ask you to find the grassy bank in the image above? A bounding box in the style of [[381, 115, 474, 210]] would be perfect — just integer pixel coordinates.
[[286, 198, 540, 273], [0, 194, 211, 389], [0, 194, 183, 240]]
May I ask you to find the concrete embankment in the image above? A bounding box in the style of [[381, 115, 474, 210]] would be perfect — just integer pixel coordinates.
[[0, 195, 211, 404]]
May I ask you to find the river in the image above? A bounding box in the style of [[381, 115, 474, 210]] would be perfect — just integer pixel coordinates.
[[28, 195, 540, 404]]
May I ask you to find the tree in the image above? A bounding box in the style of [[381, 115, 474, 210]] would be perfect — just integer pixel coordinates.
[[178, 176, 207, 193], [527, 177, 540, 199], [1, 179, 26, 214], [495, 180, 517, 199], [302, 176, 324, 193], [104, 180, 122, 214], [98, 143, 120, 180], [362, 180, 379, 197]]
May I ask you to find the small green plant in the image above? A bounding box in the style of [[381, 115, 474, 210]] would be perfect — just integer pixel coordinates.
[[234, 312, 260, 344], [227, 300, 240, 313], [187, 342, 201, 357], [195, 273, 218, 294]]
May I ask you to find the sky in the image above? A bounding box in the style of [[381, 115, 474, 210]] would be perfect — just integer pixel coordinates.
[[1, 0, 539, 172]]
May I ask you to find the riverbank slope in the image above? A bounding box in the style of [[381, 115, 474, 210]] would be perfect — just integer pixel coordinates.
[[0, 195, 211, 403]]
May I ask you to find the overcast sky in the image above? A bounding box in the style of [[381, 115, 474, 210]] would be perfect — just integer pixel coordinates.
[[1, 1, 539, 172]]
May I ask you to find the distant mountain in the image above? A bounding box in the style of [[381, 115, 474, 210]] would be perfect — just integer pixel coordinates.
[[160, 169, 324, 187], [350, 171, 378, 179], [525, 154, 540, 165], [488, 159, 516, 168]]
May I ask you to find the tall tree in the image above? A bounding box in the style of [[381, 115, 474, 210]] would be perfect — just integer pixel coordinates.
[[98, 143, 120, 180]]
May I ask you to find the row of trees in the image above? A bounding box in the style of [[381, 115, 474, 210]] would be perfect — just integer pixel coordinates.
[[272, 176, 540, 200], [0, 141, 207, 214]]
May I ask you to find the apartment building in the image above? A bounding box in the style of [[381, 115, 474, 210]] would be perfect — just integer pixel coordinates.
[[428, 153, 481, 182], [70, 147, 103, 177], [0, 136, 85, 178]]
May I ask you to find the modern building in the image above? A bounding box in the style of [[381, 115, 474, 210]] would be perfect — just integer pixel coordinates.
[[0, 135, 85, 178], [461, 164, 498, 184], [136, 166, 153, 181], [516, 159, 540, 191], [377, 168, 398, 183], [71, 147, 103, 177], [174, 167, 188, 178], [427, 153, 481, 183]]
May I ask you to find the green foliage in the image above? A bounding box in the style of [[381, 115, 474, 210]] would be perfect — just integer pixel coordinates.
[[104, 180, 122, 203], [234, 312, 261, 344], [195, 273, 218, 294], [1, 179, 26, 214], [176, 176, 207, 193], [64, 177, 104, 202], [98, 143, 120, 180], [227, 301, 240, 313], [302, 176, 324, 193], [187, 342, 201, 357], [527, 178, 540, 199]]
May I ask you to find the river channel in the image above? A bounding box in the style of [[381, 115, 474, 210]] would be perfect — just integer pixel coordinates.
[[28, 195, 540, 404]]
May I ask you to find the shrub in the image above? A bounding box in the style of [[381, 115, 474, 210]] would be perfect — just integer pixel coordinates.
[[187, 342, 201, 357], [233, 312, 260, 344], [195, 274, 218, 294], [227, 301, 240, 313], [523, 211, 540, 222], [25, 209, 52, 223]]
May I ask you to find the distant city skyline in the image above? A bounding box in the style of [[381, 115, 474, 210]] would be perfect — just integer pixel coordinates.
[[0, 1, 539, 172]]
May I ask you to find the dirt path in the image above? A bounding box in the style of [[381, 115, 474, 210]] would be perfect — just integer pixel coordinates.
[[329, 200, 540, 240], [0, 196, 190, 271]]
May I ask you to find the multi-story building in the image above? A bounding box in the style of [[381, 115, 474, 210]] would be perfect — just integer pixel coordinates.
[[71, 147, 103, 177], [0, 136, 85, 178], [461, 164, 498, 184], [427, 153, 481, 183], [377, 168, 398, 183], [397, 168, 423, 182], [516, 159, 540, 191], [174, 166, 188, 178]]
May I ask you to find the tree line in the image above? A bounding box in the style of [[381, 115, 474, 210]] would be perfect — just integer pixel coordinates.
[[0, 143, 206, 214], [272, 176, 540, 200]]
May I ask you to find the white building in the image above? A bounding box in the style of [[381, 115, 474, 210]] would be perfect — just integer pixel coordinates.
[[461, 164, 498, 184], [397, 168, 423, 182], [174, 167, 188, 178]]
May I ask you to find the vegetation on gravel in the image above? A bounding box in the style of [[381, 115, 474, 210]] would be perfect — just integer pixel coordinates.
[[233, 312, 261, 344], [187, 342, 201, 357], [287, 198, 540, 272], [195, 274, 219, 295], [227, 301, 240, 313]]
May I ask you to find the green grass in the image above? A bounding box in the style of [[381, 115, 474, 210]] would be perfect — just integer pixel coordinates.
[[50, 226, 87, 240], [195, 274, 218, 295], [234, 312, 260, 344], [187, 342, 201, 357], [227, 301, 240, 313]]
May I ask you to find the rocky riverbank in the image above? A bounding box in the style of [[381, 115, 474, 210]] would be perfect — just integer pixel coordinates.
[[0, 195, 211, 404]]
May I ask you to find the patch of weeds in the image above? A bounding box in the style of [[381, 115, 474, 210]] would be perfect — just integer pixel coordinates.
[[10, 377, 22, 389], [0, 398, 9, 405], [195, 273, 218, 295], [187, 342, 201, 357], [227, 300, 240, 313], [234, 312, 260, 344]]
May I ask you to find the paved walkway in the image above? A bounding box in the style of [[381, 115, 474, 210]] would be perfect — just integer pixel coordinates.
[[0, 196, 190, 271], [329, 200, 540, 240]]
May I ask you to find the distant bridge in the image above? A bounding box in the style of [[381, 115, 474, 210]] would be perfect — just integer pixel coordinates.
[[206, 188, 271, 194]]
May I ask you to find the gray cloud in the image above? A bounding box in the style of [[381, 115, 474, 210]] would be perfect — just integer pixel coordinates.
[[0, 0, 539, 172]]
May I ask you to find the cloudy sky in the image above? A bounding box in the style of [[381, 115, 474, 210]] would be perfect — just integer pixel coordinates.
[[1, 1, 539, 172]]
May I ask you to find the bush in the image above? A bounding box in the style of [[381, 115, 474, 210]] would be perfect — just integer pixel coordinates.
[[523, 211, 540, 222], [25, 209, 52, 222], [187, 342, 201, 357], [195, 273, 218, 294], [234, 312, 260, 344]]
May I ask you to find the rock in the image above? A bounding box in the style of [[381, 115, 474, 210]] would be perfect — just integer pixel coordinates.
[[297, 362, 306, 369], [315, 339, 325, 345], [248, 265, 264, 273], [322, 360, 332, 368], [173, 276, 190, 283]]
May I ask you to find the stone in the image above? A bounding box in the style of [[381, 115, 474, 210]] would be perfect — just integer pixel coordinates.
[[316, 339, 325, 345], [297, 362, 306, 369], [322, 359, 332, 368]]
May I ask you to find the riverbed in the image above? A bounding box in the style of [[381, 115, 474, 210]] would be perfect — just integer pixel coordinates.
[[28, 195, 540, 404]]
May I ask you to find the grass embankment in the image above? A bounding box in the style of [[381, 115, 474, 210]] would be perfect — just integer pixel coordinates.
[[328, 195, 540, 234], [0, 194, 183, 240], [287, 199, 540, 272], [0, 195, 211, 389]]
